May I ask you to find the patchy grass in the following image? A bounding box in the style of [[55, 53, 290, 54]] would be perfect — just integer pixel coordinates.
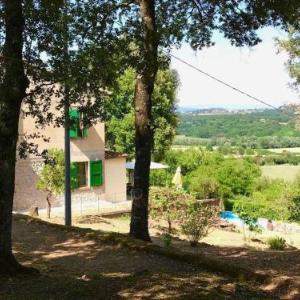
[[261, 164, 300, 181], [268, 147, 300, 154], [1, 214, 290, 299]]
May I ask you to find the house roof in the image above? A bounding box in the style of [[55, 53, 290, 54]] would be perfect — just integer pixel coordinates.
[[105, 150, 128, 160]]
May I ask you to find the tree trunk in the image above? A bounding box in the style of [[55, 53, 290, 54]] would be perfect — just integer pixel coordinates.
[[46, 192, 52, 219], [0, 0, 37, 275], [130, 0, 158, 241]]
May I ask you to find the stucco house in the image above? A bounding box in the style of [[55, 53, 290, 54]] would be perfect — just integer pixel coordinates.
[[14, 100, 127, 211]]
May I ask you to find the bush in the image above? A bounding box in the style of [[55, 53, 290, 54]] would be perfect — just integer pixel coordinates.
[[267, 236, 286, 250], [150, 187, 193, 234], [233, 178, 293, 222], [224, 199, 234, 211], [162, 233, 172, 247], [181, 202, 218, 247]]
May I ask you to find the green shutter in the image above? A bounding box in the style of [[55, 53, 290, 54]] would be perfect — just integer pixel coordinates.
[[71, 162, 78, 190], [69, 108, 80, 138], [90, 160, 103, 187]]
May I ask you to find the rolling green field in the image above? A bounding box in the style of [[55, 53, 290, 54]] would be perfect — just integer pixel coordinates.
[[261, 165, 300, 181]]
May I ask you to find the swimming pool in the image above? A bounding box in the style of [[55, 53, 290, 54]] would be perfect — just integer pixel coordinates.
[[221, 211, 300, 233], [220, 211, 266, 228], [220, 211, 244, 226]]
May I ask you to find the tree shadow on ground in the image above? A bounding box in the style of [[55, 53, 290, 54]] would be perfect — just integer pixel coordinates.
[[4, 215, 293, 299]]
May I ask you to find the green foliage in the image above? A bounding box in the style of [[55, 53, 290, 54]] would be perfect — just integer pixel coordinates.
[[106, 113, 135, 158], [161, 233, 172, 247], [181, 202, 218, 247], [37, 149, 65, 196], [277, 29, 300, 92], [233, 178, 294, 221], [150, 187, 194, 234], [185, 165, 219, 199], [288, 175, 300, 222], [162, 148, 300, 223], [149, 169, 172, 187], [237, 211, 258, 227], [184, 155, 260, 200], [165, 148, 224, 175], [224, 199, 235, 211], [217, 159, 261, 199], [178, 109, 298, 140], [176, 108, 300, 151], [267, 236, 286, 250], [289, 195, 300, 222], [105, 68, 179, 160]]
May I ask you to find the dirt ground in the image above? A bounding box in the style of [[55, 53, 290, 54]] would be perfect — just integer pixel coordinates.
[[0, 215, 293, 300], [73, 214, 300, 299]]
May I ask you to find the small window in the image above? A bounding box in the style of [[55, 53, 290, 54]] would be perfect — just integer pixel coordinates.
[[71, 162, 88, 189], [77, 162, 88, 187], [69, 108, 88, 138]]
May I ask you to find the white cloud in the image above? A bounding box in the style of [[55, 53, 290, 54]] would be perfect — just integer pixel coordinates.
[[171, 28, 299, 109]]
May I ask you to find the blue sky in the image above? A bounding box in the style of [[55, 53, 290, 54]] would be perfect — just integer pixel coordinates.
[[171, 27, 299, 110]]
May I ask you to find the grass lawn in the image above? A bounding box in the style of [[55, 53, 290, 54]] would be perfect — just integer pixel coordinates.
[[261, 164, 300, 181], [268, 147, 300, 154], [0, 215, 283, 300]]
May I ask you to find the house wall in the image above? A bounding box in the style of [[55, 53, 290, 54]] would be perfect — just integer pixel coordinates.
[[104, 157, 127, 202], [14, 158, 51, 210], [14, 156, 106, 210], [19, 106, 105, 162], [14, 97, 107, 211]]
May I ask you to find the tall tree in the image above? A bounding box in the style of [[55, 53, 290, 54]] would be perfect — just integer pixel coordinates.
[[129, 0, 158, 241], [113, 0, 300, 241], [0, 0, 124, 274], [0, 0, 36, 275]]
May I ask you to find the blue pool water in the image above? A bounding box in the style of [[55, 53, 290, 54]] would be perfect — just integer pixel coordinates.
[[221, 211, 268, 229], [221, 211, 300, 233], [220, 211, 244, 226]]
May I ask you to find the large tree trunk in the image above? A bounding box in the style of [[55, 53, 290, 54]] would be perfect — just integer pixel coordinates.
[[130, 0, 158, 241], [0, 0, 36, 275]]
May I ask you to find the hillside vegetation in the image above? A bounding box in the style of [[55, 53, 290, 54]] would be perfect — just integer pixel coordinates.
[[176, 108, 300, 149]]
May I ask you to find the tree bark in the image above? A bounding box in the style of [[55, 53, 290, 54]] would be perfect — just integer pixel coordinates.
[[130, 0, 158, 241], [46, 192, 52, 219], [0, 0, 37, 275]]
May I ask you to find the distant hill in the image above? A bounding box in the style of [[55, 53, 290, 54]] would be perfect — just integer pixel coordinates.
[[176, 106, 199, 113], [176, 106, 271, 115], [177, 107, 298, 139]]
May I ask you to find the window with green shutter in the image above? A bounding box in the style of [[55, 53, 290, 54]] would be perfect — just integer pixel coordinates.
[[90, 160, 103, 187], [70, 162, 79, 190], [69, 108, 80, 138], [69, 108, 89, 138]]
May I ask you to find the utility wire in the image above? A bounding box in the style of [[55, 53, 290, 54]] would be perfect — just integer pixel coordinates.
[[168, 51, 280, 111]]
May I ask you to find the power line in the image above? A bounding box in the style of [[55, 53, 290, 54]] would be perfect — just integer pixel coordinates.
[[168, 51, 279, 111]]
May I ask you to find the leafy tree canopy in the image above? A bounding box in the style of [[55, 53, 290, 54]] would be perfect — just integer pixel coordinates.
[[36, 148, 65, 196], [105, 68, 179, 160]]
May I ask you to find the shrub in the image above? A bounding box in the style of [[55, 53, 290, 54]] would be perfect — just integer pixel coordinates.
[[181, 202, 218, 247], [162, 233, 172, 247], [37, 149, 65, 218], [150, 187, 193, 234], [224, 199, 234, 211], [267, 236, 286, 250]]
